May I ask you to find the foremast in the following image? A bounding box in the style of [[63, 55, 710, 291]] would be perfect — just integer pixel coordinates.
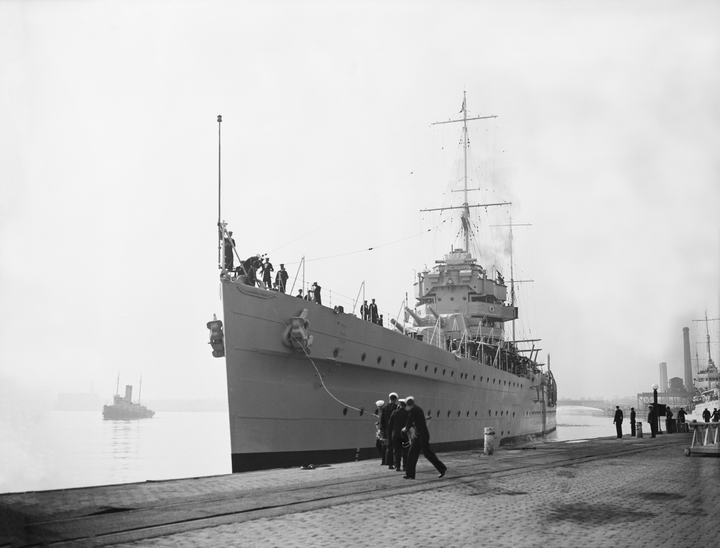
[[406, 94, 550, 392]]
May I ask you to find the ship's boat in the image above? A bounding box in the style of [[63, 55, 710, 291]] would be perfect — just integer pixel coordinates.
[[210, 95, 557, 472], [102, 384, 155, 420]]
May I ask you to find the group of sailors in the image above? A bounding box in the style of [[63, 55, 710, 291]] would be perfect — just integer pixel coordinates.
[[374, 392, 447, 480], [222, 231, 293, 293], [701, 407, 720, 422], [361, 299, 383, 326], [296, 283, 322, 305]]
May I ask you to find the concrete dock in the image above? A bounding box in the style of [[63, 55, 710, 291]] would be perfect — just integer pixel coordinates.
[[1, 433, 717, 547]]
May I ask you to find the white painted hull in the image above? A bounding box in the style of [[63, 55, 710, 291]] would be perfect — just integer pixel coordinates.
[[221, 281, 556, 471]]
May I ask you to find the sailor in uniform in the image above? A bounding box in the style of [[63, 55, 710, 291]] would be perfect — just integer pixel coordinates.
[[402, 396, 446, 479], [380, 392, 399, 468]]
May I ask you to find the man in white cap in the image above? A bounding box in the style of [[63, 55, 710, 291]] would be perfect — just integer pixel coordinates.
[[380, 392, 399, 468], [402, 396, 446, 479]]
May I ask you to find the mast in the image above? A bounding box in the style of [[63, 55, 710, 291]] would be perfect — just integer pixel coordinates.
[[704, 311, 716, 367], [693, 311, 719, 369], [138, 375, 143, 404], [217, 114, 223, 270], [492, 218, 532, 342], [429, 92, 499, 252]]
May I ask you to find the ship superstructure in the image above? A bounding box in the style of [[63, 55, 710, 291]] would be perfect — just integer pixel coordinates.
[[693, 312, 720, 403]]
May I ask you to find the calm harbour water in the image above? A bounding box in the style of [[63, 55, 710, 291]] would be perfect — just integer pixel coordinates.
[[0, 406, 613, 494]]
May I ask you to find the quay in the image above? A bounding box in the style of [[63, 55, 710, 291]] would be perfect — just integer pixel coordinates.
[[1, 433, 717, 547]]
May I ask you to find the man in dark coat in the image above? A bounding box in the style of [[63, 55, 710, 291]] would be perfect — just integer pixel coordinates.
[[311, 282, 322, 305], [276, 264, 289, 293], [630, 407, 636, 436], [361, 300, 369, 321], [648, 405, 658, 438], [677, 408, 686, 423], [223, 231, 235, 271], [261, 258, 274, 289], [380, 393, 398, 469], [702, 408, 711, 422], [369, 299, 379, 324], [387, 398, 409, 472], [613, 406, 623, 438], [402, 397, 446, 479]]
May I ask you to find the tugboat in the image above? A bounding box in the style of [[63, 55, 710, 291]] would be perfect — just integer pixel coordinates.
[[102, 377, 155, 420]]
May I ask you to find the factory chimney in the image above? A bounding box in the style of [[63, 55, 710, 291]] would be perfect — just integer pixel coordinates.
[[659, 362, 668, 392]]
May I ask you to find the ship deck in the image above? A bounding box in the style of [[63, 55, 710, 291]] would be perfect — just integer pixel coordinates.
[[2, 433, 716, 547]]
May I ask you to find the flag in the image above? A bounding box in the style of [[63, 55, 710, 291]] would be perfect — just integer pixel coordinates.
[[459, 97, 466, 113]]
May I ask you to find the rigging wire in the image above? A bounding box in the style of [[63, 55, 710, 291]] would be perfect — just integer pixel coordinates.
[[269, 144, 451, 257]]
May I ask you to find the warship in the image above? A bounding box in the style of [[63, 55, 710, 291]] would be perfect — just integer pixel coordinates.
[[209, 95, 557, 472]]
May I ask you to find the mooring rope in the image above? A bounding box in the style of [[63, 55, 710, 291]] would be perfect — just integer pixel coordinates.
[[272, 308, 379, 418]]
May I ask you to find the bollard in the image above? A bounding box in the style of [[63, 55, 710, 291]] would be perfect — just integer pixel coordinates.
[[484, 427, 496, 455], [636, 422, 643, 438]]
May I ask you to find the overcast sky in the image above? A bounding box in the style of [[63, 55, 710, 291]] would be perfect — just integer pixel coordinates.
[[1, 0, 719, 405]]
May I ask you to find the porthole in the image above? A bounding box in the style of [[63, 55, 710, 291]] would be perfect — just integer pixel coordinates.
[[343, 408, 348, 415], [434, 367, 438, 374], [500, 411, 504, 416], [391, 359, 396, 367], [447, 410, 451, 417], [359, 408, 364, 416], [361, 353, 366, 361], [462, 296, 467, 300], [495, 411, 498, 416], [493, 379, 496, 384], [415, 363, 418, 370], [501, 431, 504, 436], [436, 410, 440, 418], [473, 375, 476, 380], [488, 410, 491, 416], [504, 380, 507, 386], [442, 369, 446, 376], [425, 365, 428, 372], [450, 371, 454, 377], [480, 376, 483, 382], [457, 411, 461, 417], [333, 348, 339, 358], [450, 297, 454, 301], [466, 411, 470, 417], [513, 412, 516, 417], [377, 356, 382, 364], [474, 411, 478, 417], [404, 361, 408, 368]]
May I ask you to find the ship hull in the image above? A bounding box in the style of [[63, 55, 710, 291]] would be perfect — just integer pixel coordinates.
[[222, 281, 556, 472], [102, 405, 155, 420]]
